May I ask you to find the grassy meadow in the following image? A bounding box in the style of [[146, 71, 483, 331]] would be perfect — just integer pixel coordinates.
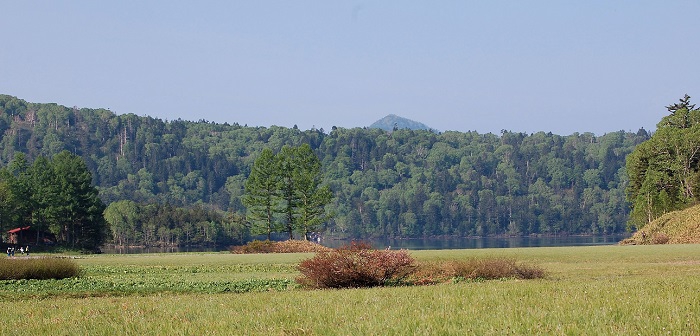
[[1, 245, 700, 335]]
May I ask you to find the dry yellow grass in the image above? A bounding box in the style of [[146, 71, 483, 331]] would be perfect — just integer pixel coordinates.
[[622, 204, 700, 245], [230, 239, 332, 254]]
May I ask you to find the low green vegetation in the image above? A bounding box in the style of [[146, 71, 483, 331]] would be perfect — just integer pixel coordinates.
[[0, 245, 699, 334], [0, 253, 303, 300]]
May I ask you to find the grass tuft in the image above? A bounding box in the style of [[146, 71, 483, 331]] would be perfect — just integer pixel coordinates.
[[230, 240, 331, 254], [411, 257, 546, 285], [0, 257, 81, 280]]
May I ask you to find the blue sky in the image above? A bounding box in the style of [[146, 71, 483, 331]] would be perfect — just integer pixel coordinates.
[[2, 1, 699, 135]]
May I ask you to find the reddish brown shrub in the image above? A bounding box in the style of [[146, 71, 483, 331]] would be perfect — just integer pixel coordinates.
[[272, 240, 332, 253], [449, 257, 546, 280], [230, 240, 331, 254], [230, 240, 275, 254], [651, 233, 670, 244], [411, 257, 546, 284], [296, 243, 416, 289], [515, 263, 547, 279]]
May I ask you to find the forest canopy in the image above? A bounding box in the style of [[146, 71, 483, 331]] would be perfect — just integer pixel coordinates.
[[0, 94, 650, 246]]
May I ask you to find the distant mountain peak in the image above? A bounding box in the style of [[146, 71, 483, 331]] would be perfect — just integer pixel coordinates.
[[369, 114, 433, 131]]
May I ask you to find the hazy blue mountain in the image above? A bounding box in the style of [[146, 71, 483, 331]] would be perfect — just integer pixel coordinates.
[[369, 114, 433, 131]]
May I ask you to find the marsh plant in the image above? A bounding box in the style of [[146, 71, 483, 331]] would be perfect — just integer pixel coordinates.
[[296, 242, 547, 289], [412, 257, 546, 285], [0, 257, 81, 280], [230, 239, 331, 254], [297, 242, 416, 289]]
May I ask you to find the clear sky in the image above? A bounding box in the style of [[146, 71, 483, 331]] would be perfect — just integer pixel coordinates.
[[2, 1, 699, 135]]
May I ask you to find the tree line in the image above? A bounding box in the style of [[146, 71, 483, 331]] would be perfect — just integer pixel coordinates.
[[0, 94, 651, 246], [0, 151, 106, 250], [104, 201, 247, 247]]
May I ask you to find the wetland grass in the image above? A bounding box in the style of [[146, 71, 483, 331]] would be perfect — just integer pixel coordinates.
[[1, 245, 699, 334]]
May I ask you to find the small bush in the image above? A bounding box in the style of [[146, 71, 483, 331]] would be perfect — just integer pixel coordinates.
[[0, 257, 81, 280], [296, 242, 416, 289], [230, 240, 331, 254], [230, 240, 276, 254], [411, 257, 546, 284], [651, 233, 670, 244], [273, 240, 332, 253]]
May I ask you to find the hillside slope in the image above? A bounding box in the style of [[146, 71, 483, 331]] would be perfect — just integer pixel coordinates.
[[0, 94, 650, 240], [621, 204, 700, 245]]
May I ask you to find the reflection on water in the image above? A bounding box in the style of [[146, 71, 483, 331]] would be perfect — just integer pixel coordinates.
[[100, 234, 629, 254], [320, 234, 631, 250]]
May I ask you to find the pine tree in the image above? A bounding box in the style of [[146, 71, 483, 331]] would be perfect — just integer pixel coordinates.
[[50, 151, 107, 250], [242, 145, 334, 240], [277, 145, 301, 240], [294, 144, 332, 240], [242, 148, 281, 240]]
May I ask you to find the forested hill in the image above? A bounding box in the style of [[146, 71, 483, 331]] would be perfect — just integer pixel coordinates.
[[0, 95, 650, 239], [369, 114, 433, 131]]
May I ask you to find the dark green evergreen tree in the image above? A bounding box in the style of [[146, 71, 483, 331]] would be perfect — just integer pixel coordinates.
[[293, 144, 333, 240], [277, 145, 301, 240], [28, 155, 58, 243], [49, 151, 107, 249], [241, 148, 281, 240], [3, 153, 33, 229], [242, 145, 333, 240]]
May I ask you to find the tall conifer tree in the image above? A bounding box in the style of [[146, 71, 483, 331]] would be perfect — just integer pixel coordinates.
[[242, 148, 281, 240], [294, 144, 332, 240]]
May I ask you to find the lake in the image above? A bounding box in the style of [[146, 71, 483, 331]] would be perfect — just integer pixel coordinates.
[[321, 234, 630, 250], [100, 234, 629, 254]]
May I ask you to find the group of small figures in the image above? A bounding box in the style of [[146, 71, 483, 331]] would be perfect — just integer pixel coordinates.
[[6, 246, 29, 257]]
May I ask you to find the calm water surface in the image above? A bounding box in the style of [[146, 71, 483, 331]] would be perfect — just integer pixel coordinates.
[[101, 234, 629, 254], [321, 234, 630, 250]]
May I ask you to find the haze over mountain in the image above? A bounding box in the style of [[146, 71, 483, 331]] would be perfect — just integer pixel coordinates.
[[369, 114, 433, 131]]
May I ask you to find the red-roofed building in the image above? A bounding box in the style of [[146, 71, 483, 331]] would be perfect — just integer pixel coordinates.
[[8, 226, 32, 244], [7, 226, 55, 245]]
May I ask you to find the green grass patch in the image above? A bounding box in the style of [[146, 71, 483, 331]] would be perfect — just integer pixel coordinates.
[[0, 252, 304, 299], [0, 245, 699, 334]]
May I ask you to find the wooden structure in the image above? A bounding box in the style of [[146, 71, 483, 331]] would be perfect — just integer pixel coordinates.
[[7, 226, 55, 245], [8, 226, 32, 244]]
